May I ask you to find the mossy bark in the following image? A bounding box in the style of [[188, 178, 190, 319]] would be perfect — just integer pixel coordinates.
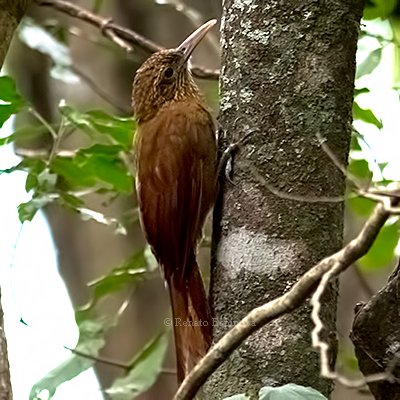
[[206, 0, 364, 398]]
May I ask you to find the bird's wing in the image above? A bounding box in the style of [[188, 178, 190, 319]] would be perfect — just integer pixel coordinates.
[[135, 101, 216, 281]]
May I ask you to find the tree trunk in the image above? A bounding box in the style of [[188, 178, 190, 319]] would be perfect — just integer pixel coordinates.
[[351, 260, 400, 400], [207, 1, 363, 398], [0, 3, 31, 398], [0, 1, 29, 65]]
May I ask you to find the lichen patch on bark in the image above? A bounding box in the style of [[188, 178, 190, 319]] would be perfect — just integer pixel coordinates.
[[217, 228, 307, 279]]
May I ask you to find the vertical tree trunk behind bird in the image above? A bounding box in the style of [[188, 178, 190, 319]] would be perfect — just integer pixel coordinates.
[[206, 1, 364, 398]]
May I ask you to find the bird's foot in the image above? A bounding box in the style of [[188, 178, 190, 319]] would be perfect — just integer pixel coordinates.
[[217, 130, 254, 184]]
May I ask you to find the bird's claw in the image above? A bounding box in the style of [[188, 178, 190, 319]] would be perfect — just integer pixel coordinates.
[[217, 129, 255, 185], [224, 143, 238, 185]]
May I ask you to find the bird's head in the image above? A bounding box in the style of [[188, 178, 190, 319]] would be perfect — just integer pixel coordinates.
[[132, 19, 217, 122]]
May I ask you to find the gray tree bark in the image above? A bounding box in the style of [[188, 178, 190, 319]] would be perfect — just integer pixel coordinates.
[[0, 1, 29, 65], [351, 259, 400, 400], [0, 2, 31, 398], [207, 1, 364, 398]]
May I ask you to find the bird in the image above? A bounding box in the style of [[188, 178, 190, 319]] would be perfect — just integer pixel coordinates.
[[132, 20, 218, 382]]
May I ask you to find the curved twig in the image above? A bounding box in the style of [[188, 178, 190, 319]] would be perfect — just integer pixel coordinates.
[[34, 0, 220, 80]]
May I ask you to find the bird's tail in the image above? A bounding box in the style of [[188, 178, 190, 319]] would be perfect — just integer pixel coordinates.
[[168, 257, 212, 382]]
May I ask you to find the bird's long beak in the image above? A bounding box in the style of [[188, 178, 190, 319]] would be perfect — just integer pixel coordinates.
[[177, 19, 217, 64]]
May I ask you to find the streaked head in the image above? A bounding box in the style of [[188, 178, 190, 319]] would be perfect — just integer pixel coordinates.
[[132, 20, 217, 122]]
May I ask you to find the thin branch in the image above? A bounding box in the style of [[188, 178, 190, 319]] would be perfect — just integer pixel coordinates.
[[157, 0, 220, 56], [367, 188, 400, 199], [173, 199, 393, 400], [65, 346, 130, 370], [315, 132, 364, 191], [310, 260, 395, 388], [239, 158, 347, 203], [48, 116, 65, 163], [99, 17, 133, 53], [360, 30, 400, 49], [66, 345, 177, 375], [34, 0, 220, 80], [14, 148, 75, 158], [70, 65, 130, 114], [29, 107, 58, 140]]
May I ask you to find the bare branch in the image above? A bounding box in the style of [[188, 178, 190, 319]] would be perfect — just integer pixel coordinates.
[[99, 17, 133, 53], [173, 200, 393, 400], [15, 148, 75, 158], [311, 261, 394, 388], [157, 0, 220, 56], [315, 132, 364, 191], [34, 0, 220, 80], [70, 65, 130, 114], [65, 346, 177, 375], [240, 158, 347, 203]]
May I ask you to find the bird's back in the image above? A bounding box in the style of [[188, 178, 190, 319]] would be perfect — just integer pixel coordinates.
[[135, 99, 217, 281]]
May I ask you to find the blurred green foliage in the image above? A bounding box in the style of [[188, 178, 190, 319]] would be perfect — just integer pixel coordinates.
[[106, 331, 170, 400]]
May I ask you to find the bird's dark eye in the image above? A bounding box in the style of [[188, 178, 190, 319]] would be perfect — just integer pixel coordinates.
[[164, 67, 174, 78]]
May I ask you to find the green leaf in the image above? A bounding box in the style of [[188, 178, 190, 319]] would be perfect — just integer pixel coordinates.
[[353, 102, 382, 129], [85, 110, 135, 148], [0, 76, 27, 128], [60, 104, 135, 148], [106, 331, 170, 400], [259, 384, 327, 400], [18, 196, 52, 222], [0, 133, 15, 146], [30, 316, 115, 400], [83, 250, 148, 310], [348, 159, 372, 181], [0, 76, 25, 103], [18, 18, 79, 84], [20, 158, 48, 173], [350, 134, 362, 151], [80, 153, 132, 193], [1, 158, 46, 176], [363, 0, 397, 20], [359, 222, 399, 271], [59, 193, 84, 209], [87, 110, 136, 149], [1, 124, 54, 147], [354, 88, 370, 97], [0, 104, 22, 128], [52, 145, 133, 193], [15, 124, 54, 140], [25, 173, 38, 192], [78, 144, 125, 157], [378, 162, 388, 172], [356, 48, 382, 79], [51, 157, 97, 188]]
